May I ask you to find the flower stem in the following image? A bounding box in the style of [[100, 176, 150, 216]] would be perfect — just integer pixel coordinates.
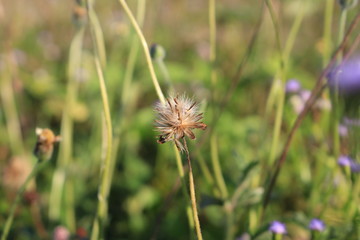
[[1, 158, 47, 240], [118, 0, 165, 104], [174, 145, 195, 232], [210, 134, 228, 199], [332, 6, 349, 159], [0, 52, 24, 155], [323, 0, 335, 67], [121, 0, 146, 106], [86, 1, 113, 239], [183, 139, 203, 240]]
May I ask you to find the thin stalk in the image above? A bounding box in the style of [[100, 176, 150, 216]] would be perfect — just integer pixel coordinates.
[[265, 0, 284, 69], [332, 7, 348, 159], [155, 58, 173, 93], [224, 201, 235, 240], [283, 0, 305, 65], [323, 0, 335, 67], [183, 139, 203, 240], [87, 1, 113, 239], [0, 53, 24, 155], [210, 134, 228, 199], [1, 158, 48, 240], [118, 0, 165, 104], [195, 148, 215, 186], [209, 0, 217, 91], [121, 0, 146, 105], [174, 145, 195, 232], [337, 9, 348, 60], [264, 0, 286, 166], [90, 58, 113, 240]]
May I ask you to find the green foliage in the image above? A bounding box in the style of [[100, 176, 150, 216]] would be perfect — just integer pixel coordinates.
[[1, 0, 360, 239]]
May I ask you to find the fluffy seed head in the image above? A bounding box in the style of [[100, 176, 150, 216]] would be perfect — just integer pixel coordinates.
[[154, 95, 207, 151], [34, 128, 61, 161]]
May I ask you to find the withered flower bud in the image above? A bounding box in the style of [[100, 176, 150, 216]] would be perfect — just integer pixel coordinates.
[[154, 95, 207, 151], [34, 128, 61, 161], [150, 44, 166, 61], [338, 0, 358, 9]]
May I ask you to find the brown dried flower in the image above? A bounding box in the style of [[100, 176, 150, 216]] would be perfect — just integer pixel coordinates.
[[34, 128, 61, 161], [154, 95, 207, 151]]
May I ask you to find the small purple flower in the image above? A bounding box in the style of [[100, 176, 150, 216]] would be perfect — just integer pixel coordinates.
[[338, 155, 352, 166], [328, 58, 360, 96], [269, 221, 287, 234], [286, 79, 301, 94], [338, 124, 348, 137], [338, 155, 360, 172], [300, 90, 311, 102], [309, 218, 325, 232]]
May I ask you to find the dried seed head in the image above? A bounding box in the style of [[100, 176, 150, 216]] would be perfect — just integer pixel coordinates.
[[154, 95, 207, 151], [34, 128, 61, 161]]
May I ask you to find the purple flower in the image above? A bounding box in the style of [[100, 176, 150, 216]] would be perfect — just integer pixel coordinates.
[[338, 124, 348, 137], [269, 221, 287, 234], [300, 90, 311, 102], [309, 218, 325, 231], [328, 58, 360, 96], [338, 155, 360, 172], [286, 79, 301, 94], [338, 155, 352, 166]]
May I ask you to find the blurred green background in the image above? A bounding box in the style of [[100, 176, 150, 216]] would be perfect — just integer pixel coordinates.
[[1, 0, 360, 239]]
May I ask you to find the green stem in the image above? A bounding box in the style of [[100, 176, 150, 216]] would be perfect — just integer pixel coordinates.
[[265, 0, 284, 69], [283, 0, 305, 65], [118, 0, 165, 104], [183, 139, 203, 240], [209, 0, 218, 104], [174, 145, 195, 232], [265, 0, 286, 166], [90, 59, 113, 240], [224, 201, 234, 240], [323, 0, 334, 67], [156, 59, 173, 93], [332, 8, 348, 159], [209, 0, 216, 64], [272, 233, 283, 240], [337, 9, 348, 61], [210, 134, 228, 199], [195, 149, 215, 186], [1, 159, 47, 240], [87, 1, 113, 239], [121, 0, 146, 106], [0, 53, 24, 155]]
